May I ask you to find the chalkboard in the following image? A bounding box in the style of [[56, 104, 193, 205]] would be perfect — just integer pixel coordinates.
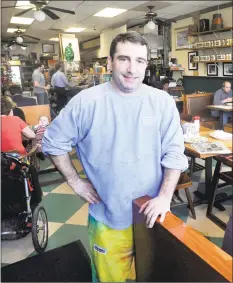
[[183, 76, 233, 94]]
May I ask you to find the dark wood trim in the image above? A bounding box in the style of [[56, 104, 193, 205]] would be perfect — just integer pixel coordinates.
[[172, 2, 233, 22]]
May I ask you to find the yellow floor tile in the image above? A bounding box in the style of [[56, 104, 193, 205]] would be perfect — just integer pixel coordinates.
[[48, 222, 64, 237], [50, 183, 75, 194], [72, 159, 83, 173], [66, 203, 89, 226], [43, 192, 49, 196], [186, 204, 225, 238]]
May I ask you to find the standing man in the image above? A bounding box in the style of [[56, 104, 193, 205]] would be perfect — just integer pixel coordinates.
[[32, 63, 50, 105], [51, 62, 71, 111], [42, 32, 188, 282], [211, 81, 232, 126]]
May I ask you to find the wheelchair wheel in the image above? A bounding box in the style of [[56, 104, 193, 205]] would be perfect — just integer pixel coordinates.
[[32, 205, 48, 253]]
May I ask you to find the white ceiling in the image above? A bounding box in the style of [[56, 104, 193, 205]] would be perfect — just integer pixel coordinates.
[[1, 0, 232, 43]]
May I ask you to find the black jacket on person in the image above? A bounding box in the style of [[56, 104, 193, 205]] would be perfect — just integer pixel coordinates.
[[12, 94, 37, 107]]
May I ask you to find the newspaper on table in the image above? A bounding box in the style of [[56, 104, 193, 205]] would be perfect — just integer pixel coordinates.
[[191, 142, 231, 155]]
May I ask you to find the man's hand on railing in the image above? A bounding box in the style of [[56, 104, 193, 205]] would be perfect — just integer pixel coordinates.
[[139, 195, 171, 228]]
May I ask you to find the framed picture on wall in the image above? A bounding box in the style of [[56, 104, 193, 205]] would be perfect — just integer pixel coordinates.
[[175, 27, 189, 50], [207, 63, 218, 76], [188, 51, 198, 70], [42, 43, 55, 53], [223, 63, 233, 76]]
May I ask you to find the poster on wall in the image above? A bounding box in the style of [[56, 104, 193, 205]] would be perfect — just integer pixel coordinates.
[[59, 33, 80, 77], [175, 27, 189, 50]]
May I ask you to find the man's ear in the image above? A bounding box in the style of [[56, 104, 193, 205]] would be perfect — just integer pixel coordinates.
[[107, 56, 113, 72]]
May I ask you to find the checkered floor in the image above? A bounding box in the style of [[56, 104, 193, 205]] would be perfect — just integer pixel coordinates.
[[1, 152, 232, 266]]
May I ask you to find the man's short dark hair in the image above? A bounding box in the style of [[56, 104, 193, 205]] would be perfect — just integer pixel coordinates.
[[110, 31, 150, 60], [161, 78, 170, 86], [9, 84, 23, 96], [55, 62, 63, 71], [1, 96, 13, 115], [35, 62, 44, 69]]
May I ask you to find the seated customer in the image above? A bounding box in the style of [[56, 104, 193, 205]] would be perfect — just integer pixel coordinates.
[[9, 85, 37, 107], [211, 81, 232, 126], [4, 95, 26, 121], [1, 96, 35, 155]]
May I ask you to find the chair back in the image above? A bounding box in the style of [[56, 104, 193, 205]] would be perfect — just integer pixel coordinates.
[[184, 93, 213, 116], [18, 105, 51, 126]]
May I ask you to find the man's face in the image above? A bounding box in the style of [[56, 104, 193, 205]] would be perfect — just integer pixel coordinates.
[[223, 82, 231, 94], [108, 41, 148, 93], [163, 83, 169, 92], [40, 65, 44, 72]]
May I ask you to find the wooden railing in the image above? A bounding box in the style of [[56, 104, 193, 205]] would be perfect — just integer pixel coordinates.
[[133, 196, 232, 282]]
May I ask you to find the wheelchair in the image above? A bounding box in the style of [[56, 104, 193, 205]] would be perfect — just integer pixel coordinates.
[[1, 148, 49, 253]]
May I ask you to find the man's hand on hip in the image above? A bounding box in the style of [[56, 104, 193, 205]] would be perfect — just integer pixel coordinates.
[[139, 195, 170, 228], [69, 178, 101, 204]]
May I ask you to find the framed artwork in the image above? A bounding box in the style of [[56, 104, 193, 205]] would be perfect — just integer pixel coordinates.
[[42, 43, 55, 53], [188, 51, 198, 70], [207, 63, 218, 76], [223, 62, 233, 76], [175, 27, 189, 50]]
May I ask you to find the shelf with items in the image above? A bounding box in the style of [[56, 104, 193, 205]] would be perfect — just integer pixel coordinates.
[[195, 60, 232, 63], [188, 26, 233, 36]]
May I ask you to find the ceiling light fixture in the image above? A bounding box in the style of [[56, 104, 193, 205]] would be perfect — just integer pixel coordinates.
[[16, 36, 24, 44], [94, 8, 127, 18], [34, 10, 46, 21], [21, 45, 27, 50], [15, 1, 34, 10], [10, 16, 34, 25], [7, 28, 26, 33], [147, 20, 156, 30], [65, 27, 86, 33], [49, 38, 59, 41]]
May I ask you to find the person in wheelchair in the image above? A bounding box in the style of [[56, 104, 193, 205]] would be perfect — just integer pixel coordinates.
[[1, 96, 35, 155]]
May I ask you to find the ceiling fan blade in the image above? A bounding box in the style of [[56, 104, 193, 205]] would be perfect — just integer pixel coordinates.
[[42, 8, 60, 20], [46, 6, 75, 15], [24, 35, 40, 41], [14, 8, 34, 17], [2, 5, 20, 8]]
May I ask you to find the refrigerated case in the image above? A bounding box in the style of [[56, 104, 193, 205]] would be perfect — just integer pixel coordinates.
[[10, 66, 22, 86]]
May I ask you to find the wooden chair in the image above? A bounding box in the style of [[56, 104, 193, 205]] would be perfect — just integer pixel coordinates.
[[18, 105, 63, 187], [172, 172, 196, 219], [133, 196, 232, 282], [224, 123, 233, 133], [207, 154, 233, 230], [18, 105, 51, 126]]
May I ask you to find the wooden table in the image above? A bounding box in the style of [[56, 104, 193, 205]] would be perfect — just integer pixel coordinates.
[[206, 105, 233, 130], [183, 123, 232, 206]]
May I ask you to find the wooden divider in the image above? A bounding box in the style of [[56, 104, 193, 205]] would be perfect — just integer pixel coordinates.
[[133, 196, 232, 282], [18, 105, 51, 126]]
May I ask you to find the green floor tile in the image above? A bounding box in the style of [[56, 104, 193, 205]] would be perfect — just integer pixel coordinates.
[[41, 182, 64, 193], [206, 236, 223, 248], [41, 193, 85, 222], [39, 172, 62, 183], [39, 158, 53, 170]]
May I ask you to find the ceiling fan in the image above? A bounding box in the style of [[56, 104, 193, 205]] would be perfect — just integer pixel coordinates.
[[2, 0, 75, 21], [2, 38, 28, 51], [12, 27, 40, 44], [129, 6, 176, 30]]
